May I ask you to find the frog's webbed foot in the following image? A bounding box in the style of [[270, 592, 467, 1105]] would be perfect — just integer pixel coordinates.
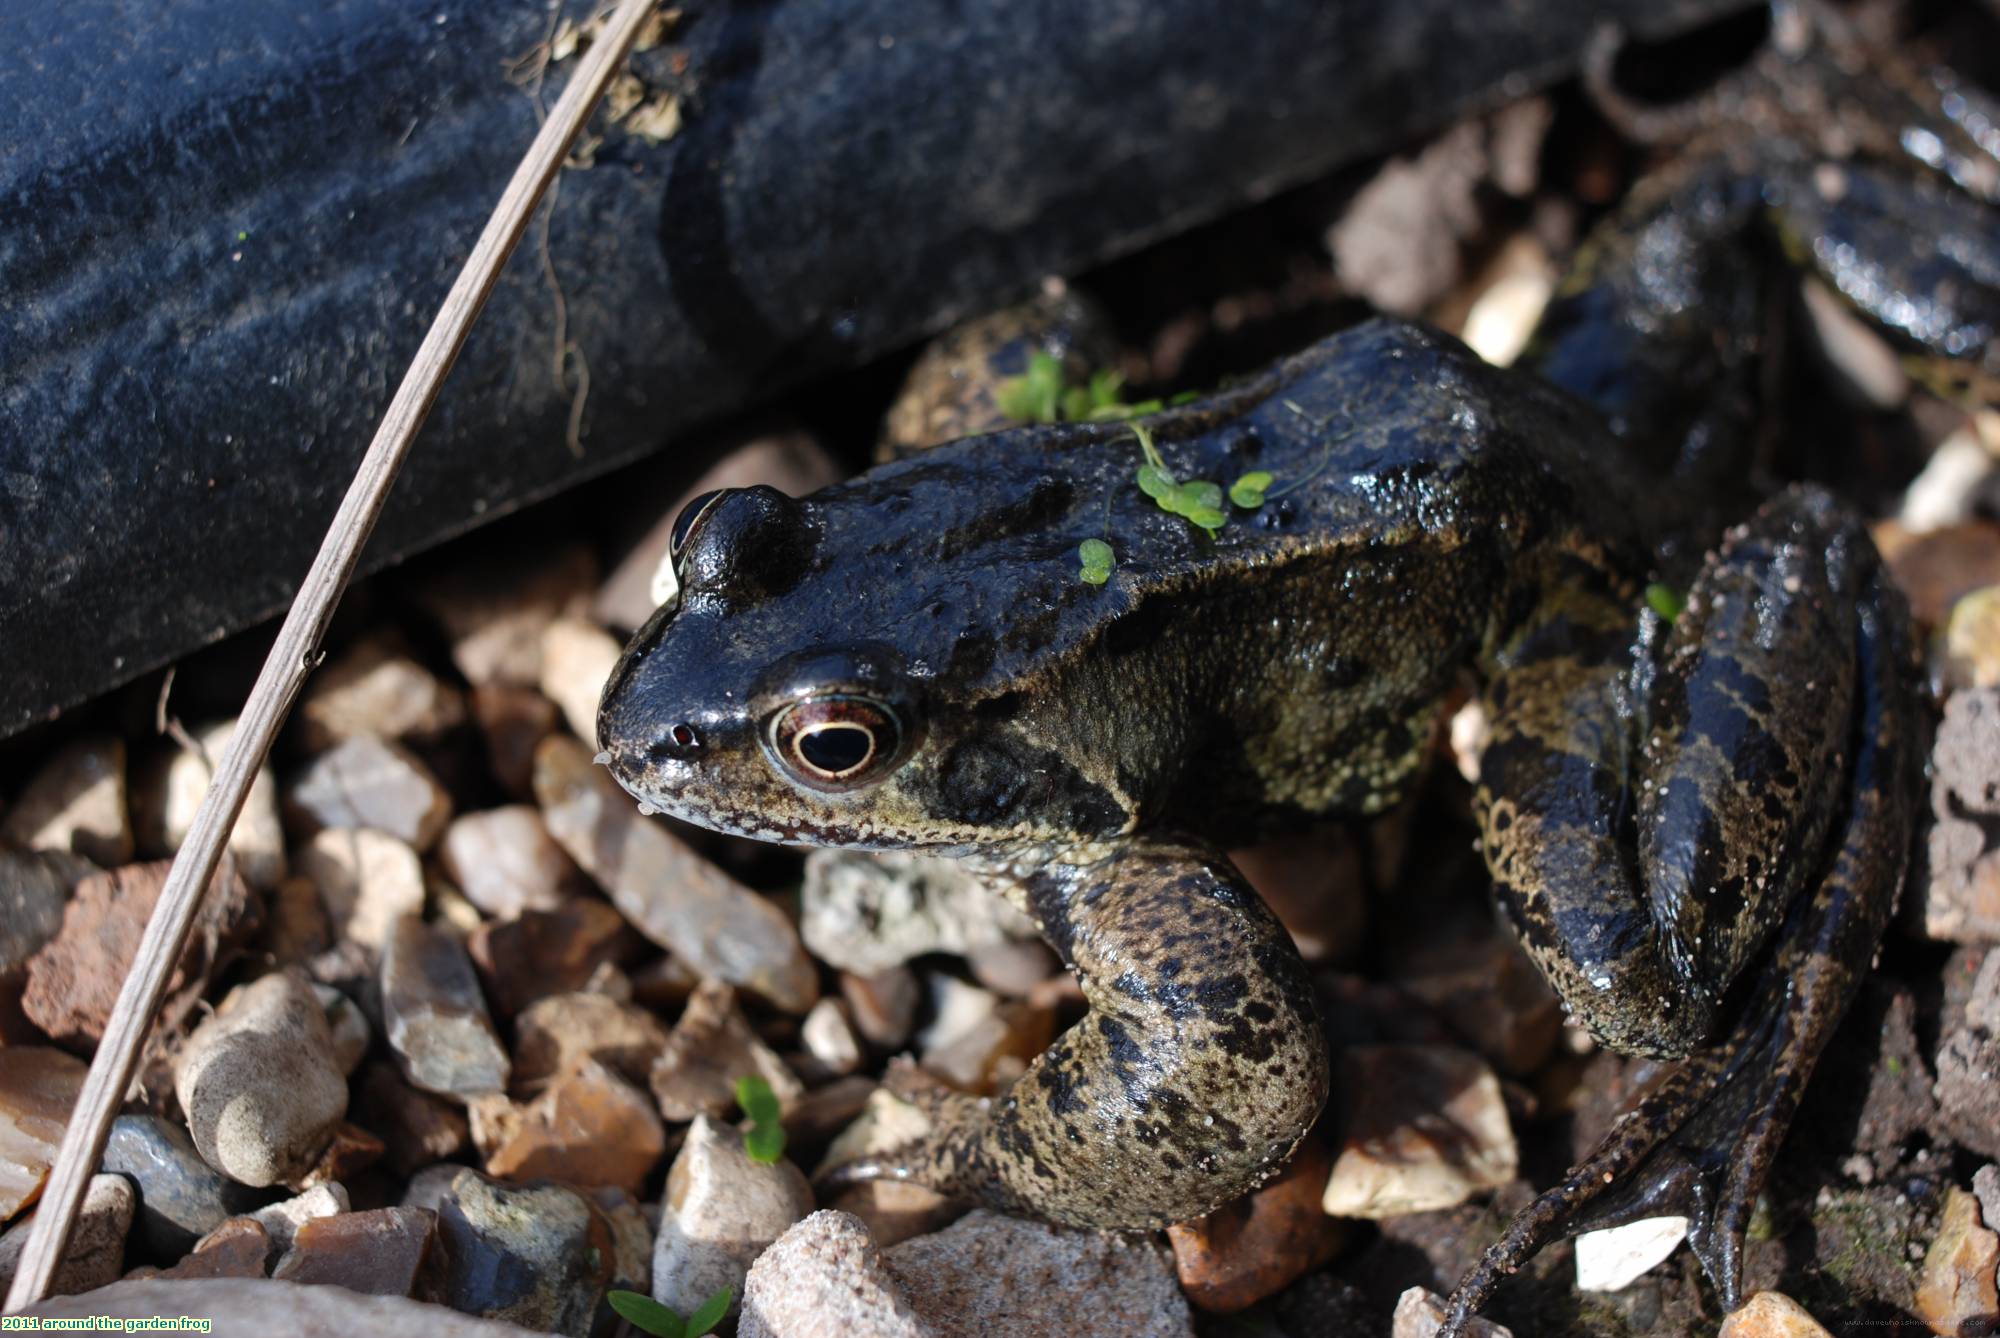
[[818, 836, 1330, 1229], [1447, 488, 1920, 1335]]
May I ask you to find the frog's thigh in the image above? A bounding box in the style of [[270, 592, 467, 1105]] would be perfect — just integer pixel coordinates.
[[1480, 488, 1863, 1057], [926, 836, 1328, 1229]]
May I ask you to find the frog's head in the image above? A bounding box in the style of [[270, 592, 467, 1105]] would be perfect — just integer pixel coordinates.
[[596, 476, 1140, 856]]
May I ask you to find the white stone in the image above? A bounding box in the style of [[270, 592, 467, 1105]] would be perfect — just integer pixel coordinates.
[[539, 617, 624, 748], [1574, 1216, 1690, 1293]]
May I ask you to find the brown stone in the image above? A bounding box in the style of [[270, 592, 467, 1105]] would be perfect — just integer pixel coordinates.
[[1915, 1187, 2000, 1338], [1322, 1045, 1518, 1218], [467, 898, 639, 1020], [538, 617, 625, 746], [782, 1076, 877, 1147], [1167, 1138, 1347, 1312], [381, 915, 511, 1099], [841, 967, 919, 1050], [469, 683, 561, 800], [1718, 1291, 1834, 1337], [286, 736, 453, 852], [1396, 933, 1562, 1076], [158, 1216, 273, 1280], [0, 735, 132, 866], [23, 857, 260, 1051], [650, 980, 804, 1122], [511, 991, 669, 1091], [439, 805, 584, 921], [1877, 519, 2000, 630], [296, 640, 467, 752], [299, 1123, 386, 1190], [271, 1207, 440, 1297], [485, 1058, 666, 1196], [263, 874, 334, 966], [352, 1060, 470, 1176]]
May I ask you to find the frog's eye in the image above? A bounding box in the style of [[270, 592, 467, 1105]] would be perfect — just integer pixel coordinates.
[[670, 490, 727, 562], [766, 695, 906, 791]]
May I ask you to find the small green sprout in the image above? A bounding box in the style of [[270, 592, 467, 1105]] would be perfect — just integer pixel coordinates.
[[1130, 423, 1225, 536], [999, 353, 1174, 424], [1229, 471, 1273, 508], [736, 1075, 786, 1164], [1078, 538, 1114, 585], [995, 350, 1068, 424], [1645, 582, 1686, 624], [607, 1286, 732, 1338]]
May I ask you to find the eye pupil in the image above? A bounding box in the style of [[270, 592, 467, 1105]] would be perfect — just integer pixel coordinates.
[[670, 490, 725, 558], [671, 723, 699, 749], [797, 724, 873, 776]]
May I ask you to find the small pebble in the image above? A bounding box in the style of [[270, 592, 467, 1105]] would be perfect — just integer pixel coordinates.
[[248, 1182, 351, 1254], [918, 977, 1055, 1095], [416, 542, 597, 689], [174, 970, 350, 1188], [818, 1087, 963, 1247], [801, 997, 864, 1078], [652, 1115, 814, 1321], [485, 1057, 666, 1196], [23, 857, 260, 1050], [466, 897, 638, 1020], [1391, 1286, 1513, 1338], [296, 640, 467, 752], [298, 825, 427, 959], [0, 1047, 88, 1219], [100, 1113, 263, 1258], [351, 1060, 470, 1176], [381, 915, 511, 1100], [132, 719, 286, 890], [469, 682, 561, 799], [1915, 1185, 2000, 1337], [739, 1210, 927, 1338], [965, 938, 1059, 997], [1573, 1216, 1690, 1293], [434, 1169, 613, 1338], [1167, 1138, 1346, 1313], [262, 874, 334, 966], [312, 982, 370, 1076], [1946, 585, 2000, 692], [1876, 519, 2000, 630], [651, 980, 804, 1122], [1228, 829, 1369, 965], [297, 1122, 384, 1189], [158, 1216, 273, 1280], [271, 1206, 440, 1297], [1718, 1290, 1834, 1337], [286, 736, 453, 852], [1901, 428, 2000, 534], [0, 850, 85, 984], [801, 849, 1035, 975], [1396, 934, 1561, 1077], [536, 735, 816, 1012], [1920, 691, 2000, 946], [0, 734, 132, 866], [539, 616, 625, 746], [438, 805, 582, 920], [841, 967, 920, 1050], [0, 1173, 134, 1298], [783, 1075, 878, 1147], [511, 990, 669, 1091], [1321, 1045, 1518, 1218]]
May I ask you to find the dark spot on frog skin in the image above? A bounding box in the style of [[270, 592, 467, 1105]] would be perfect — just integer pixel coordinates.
[[932, 734, 1125, 835]]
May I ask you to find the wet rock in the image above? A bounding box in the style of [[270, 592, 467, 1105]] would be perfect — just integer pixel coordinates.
[[434, 1169, 613, 1338], [511, 991, 668, 1091], [24, 1276, 551, 1337], [351, 1060, 469, 1176], [1166, 1137, 1346, 1312], [534, 736, 817, 1013], [0, 1173, 135, 1297], [800, 998, 863, 1079], [652, 1115, 813, 1321], [1915, 1186, 2000, 1338], [818, 1087, 965, 1248], [1878, 519, 2000, 630], [1935, 950, 2000, 1160], [270, 1206, 440, 1297], [1574, 1216, 1689, 1293], [1321, 1045, 1518, 1218], [297, 640, 467, 752], [467, 899, 638, 1021], [1718, 1290, 1835, 1337], [800, 849, 1034, 975], [439, 806, 583, 921], [175, 970, 349, 1188], [1923, 691, 2000, 945], [248, 1183, 349, 1254], [132, 720, 286, 891], [890, 1209, 1191, 1335], [650, 980, 804, 1122], [739, 1210, 928, 1338], [539, 617, 624, 747], [286, 736, 453, 852], [485, 1057, 665, 1196], [595, 428, 841, 630], [100, 1114, 263, 1258], [1390, 1286, 1513, 1338], [0, 850, 82, 985], [0, 1047, 88, 1219], [1230, 828, 1369, 965], [0, 735, 131, 866], [841, 967, 919, 1051], [917, 977, 1055, 1095], [1945, 586, 2000, 692], [23, 857, 259, 1050], [381, 915, 510, 1100], [158, 1215, 272, 1279], [470, 683, 561, 800]]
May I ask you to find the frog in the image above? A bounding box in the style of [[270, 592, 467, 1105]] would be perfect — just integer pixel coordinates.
[[598, 5, 1996, 1330]]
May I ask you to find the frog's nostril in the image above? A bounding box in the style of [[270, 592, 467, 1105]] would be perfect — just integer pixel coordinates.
[[652, 723, 703, 760]]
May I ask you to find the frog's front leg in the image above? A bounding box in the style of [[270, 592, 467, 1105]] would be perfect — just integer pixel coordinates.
[[1444, 486, 1919, 1331], [821, 834, 1329, 1229]]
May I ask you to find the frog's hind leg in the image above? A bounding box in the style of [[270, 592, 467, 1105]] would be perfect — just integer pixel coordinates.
[[816, 834, 1330, 1230], [1445, 487, 1920, 1333]]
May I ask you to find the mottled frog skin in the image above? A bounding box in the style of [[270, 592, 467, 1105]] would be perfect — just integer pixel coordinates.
[[600, 9, 1996, 1331]]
